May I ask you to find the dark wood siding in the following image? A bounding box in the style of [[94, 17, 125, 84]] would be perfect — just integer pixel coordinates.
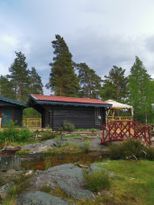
[[53, 106, 95, 129], [40, 105, 106, 130]]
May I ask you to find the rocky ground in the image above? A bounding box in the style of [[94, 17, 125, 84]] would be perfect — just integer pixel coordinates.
[[0, 134, 108, 205], [0, 163, 104, 205], [20, 135, 104, 154]]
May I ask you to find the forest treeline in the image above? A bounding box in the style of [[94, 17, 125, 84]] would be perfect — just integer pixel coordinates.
[[0, 34, 154, 122]]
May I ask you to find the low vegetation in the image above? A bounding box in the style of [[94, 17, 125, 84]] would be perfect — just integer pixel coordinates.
[[84, 170, 110, 192], [62, 120, 75, 131], [0, 126, 33, 144], [80, 141, 90, 153], [77, 160, 154, 205], [0, 125, 60, 145], [35, 129, 59, 141], [1, 174, 33, 205], [109, 139, 154, 160]]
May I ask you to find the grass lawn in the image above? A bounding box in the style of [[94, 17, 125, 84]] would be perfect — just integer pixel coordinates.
[[105, 160, 154, 205], [78, 160, 154, 205]]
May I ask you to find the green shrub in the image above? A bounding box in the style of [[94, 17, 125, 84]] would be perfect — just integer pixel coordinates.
[[0, 127, 33, 143], [15, 129, 33, 142], [23, 107, 41, 118], [109, 143, 124, 160], [38, 130, 58, 141], [109, 139, 153, 160], [84, 170, 110, 192], [146, 147, 154, 160], [80, 141, 90, 153], [62, 120, 75, 131]]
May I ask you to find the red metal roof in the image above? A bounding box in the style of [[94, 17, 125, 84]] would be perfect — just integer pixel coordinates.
[[31, 94, 108, 105]]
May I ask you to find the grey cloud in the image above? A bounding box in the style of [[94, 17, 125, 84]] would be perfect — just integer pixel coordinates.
[[0, 0, 154, 86], [145, 36, 154, 53], [69, 32, 136, 76]]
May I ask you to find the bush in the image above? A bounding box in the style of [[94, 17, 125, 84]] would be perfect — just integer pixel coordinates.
[[62, 120, 75, 131], [80, 141, 90, 153], [38, 130, 58, 141], [109, 139, 154, 160], [84, 170, 110, 192], [0, 126, 33, 143], [146, 147, 154, 160], [23, 108, 41, 118], [15, 129, 33, 142]]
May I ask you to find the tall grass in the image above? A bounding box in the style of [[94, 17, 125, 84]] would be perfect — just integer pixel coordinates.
[[0, 125, 33, 144], [84, 170, 110, 192], [109, 139, 154, 160]]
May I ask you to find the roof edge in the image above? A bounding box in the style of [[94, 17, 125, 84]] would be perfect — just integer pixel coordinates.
[[0, 95, 26, 107], [30, 94, 110, 106]]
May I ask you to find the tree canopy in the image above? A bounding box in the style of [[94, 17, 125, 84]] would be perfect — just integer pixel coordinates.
[[128, 56, 152, 122], [29, 67, 43, 94], [1, 51, 43, 102], [47, 34, 79, 96], [8, 51, 30, 101], [100, 66, 128, 101], [75, 63, 101, 98], [0, 75, 16, 99]]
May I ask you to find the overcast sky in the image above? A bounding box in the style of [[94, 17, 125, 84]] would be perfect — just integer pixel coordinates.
[[0, 0, 154, 92]]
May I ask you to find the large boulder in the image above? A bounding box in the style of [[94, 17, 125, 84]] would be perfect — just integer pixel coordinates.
[[21, 139, 57, 153], [17, 191, 68, 205], [32, 164, 93, 199]]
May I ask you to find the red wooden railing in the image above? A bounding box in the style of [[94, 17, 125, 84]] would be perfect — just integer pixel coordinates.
[[101, 120, 152, 146]]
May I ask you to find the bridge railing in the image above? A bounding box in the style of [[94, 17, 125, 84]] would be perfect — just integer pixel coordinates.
[[101, 120, 151, 146], [107, 116, 133, 121]]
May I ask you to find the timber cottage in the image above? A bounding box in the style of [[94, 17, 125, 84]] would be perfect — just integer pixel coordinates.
[[0, 96, 25, 127], [28, 94, 111, 130]]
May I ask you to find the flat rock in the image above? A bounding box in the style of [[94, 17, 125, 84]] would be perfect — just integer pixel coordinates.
[[32, 163, 93, 199], [17, 191, 68, 205], [22, 139, 57, 153]]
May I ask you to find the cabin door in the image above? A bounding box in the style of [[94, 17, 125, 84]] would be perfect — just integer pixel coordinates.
[[48, 110, 53, 129], [95, 108, 101, 127], [1, 109, 12, 127]]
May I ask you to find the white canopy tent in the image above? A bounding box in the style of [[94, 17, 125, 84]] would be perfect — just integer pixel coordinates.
[[104, 99, 134, 120]]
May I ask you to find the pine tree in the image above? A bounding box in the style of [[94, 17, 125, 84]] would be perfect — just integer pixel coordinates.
[[47, 34, 79, 96], [75, 63, 101, 98], [100, 66, 128, 101], [0, 75, 16, 99], [8, 51, 30, 101], [29, 67, 43, 94], [128, 56, 151, 122]]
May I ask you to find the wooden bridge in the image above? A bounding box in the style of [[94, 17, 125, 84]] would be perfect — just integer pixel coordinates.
[[101, 120, 152, 146]]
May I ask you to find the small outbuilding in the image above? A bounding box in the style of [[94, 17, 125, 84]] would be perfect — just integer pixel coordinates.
[[0, 96, 25, 127], [28, 94, 111, 130]]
